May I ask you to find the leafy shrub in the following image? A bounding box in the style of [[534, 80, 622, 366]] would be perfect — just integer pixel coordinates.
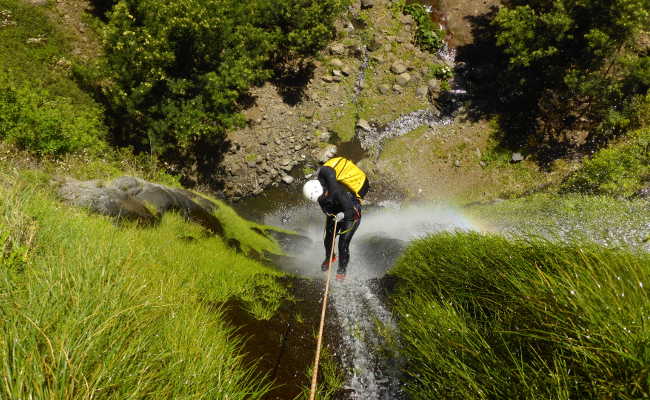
[[390, 232, 650, 399], [403, 3, 444, 53], [0, 81, 107, 156], [491, 0, 650, 146], [83, 0, 346, 177], [562, 128, 650, 196]]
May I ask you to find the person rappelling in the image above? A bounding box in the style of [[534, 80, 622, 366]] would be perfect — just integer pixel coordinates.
[[303, 157, 369, 281]]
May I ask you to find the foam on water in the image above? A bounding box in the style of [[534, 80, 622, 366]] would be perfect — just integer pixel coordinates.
[[261, 200, 478, 398]]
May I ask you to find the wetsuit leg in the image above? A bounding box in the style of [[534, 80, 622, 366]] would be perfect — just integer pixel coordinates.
[[323, 215, 336, 259], [337, 204, 362, 274]]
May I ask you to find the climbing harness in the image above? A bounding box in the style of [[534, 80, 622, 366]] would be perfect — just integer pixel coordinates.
[[309, 219, 338, 400]]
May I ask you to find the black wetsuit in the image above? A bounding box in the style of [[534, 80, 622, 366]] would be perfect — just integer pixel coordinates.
[[317, 166, 362, 274]]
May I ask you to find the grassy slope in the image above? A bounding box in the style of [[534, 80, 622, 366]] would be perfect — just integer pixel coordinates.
[[0, 0, 97, 106], [389, 232, 650, 399], [0, 162, 290, 398]]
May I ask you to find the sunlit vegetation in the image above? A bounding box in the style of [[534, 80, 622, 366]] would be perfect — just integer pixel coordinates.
[[390, 232, 650, 399], [0, 163, 289, 398]]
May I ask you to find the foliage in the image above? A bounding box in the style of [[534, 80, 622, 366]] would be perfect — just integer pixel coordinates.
[[0, 79, 107, 156], [403, 3, 444, 53], [562, 127, 650, 196], [82, 0, 346, 177], [0, 168, 289, 398], [427, 63, 453, 80], [0, 0, 110, 156], [390, 232, 650, 399], [490, 0, 650, 148]]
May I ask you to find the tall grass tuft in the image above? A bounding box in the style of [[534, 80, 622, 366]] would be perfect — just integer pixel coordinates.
[[0, 170, 286, 398], [390, 232, 650, 399]]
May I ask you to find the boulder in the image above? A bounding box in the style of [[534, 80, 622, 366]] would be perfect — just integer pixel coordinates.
[[356, 119, 373, 132], [281, 175, 295, 184], [399, 14, 415, 26], [427, 78, 440, 91], [396, 72, 411, 86], [59, 176, 224, 235], [367, 36, 383, 52], [317, 130, 332, 142], [390, 61, 407, 74], [316, 145, 338, 163], [330, 58, 344, 68], [330, 43, 346, 55], [511, 152, 524, 163]]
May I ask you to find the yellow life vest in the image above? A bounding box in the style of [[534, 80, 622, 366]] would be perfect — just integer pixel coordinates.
[[324, 157, 367, 199]]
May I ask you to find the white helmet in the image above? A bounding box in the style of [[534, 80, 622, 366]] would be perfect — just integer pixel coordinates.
[[303, 180, 323, 202]]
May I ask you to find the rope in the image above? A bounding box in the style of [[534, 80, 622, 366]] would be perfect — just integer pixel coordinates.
[[309, 219, 338, 400]]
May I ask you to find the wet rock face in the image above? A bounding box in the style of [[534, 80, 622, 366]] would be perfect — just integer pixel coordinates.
[[355, 235, 407, 275], [58, 176, 223, 234]]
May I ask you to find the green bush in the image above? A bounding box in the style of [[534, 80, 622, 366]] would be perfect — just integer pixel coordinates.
[[84, 0, 346, 171], [562, 128, 650, 196], [403, 3, 444, 53], [390, 232, 650, 399], [491, 0, 650, 145], [0, 81, 107, 155]]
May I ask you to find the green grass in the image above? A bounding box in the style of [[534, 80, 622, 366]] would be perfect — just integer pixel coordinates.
[[0, 0, 95, 106], [467, 193, 650, 248], [390, 232, 650, 399], [0, 166, 290, 398]]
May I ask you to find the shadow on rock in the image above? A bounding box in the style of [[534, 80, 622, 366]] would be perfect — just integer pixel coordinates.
[[57, 176, 224, 235]]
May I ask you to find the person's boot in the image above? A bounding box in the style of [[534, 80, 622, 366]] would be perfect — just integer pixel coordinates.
[[321, 254, 337, 271], [335, 265, 346, 281]]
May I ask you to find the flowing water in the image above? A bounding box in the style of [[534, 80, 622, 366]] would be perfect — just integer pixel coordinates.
[[245, 199, 477, 399]]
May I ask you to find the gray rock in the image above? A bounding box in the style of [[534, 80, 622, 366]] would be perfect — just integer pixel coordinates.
[[392, 84, 403, 93], [390, 61, 407, 74], [378, 84, 391, 94], [330, 43, 346, 55], [427, 79, 440, 91], [367, 36, 383, 52], [330, 58, 344, 68], [281, 175, 295, 184], [511, 152, 524, 163], [58, 176, 224, 235], [316, 145, 338, 163], [416, 86, 428, 97], [280, 158, 292, 166], [361, 0, 374, 8], [396, 72, 411, 86], [400, 14, 415, 26], [356, 119, 372, 132], [370, 54, 384, 63], [332, 69, 343, 77], [318, 131, 332, 142]]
